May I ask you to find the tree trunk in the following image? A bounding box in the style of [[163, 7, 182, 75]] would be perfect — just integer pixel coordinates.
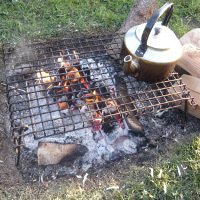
[[107, 0, 159, 59], [118, 0, 158, 34]]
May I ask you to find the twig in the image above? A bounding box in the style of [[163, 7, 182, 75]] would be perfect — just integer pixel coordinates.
[[25, 81, 37, 134], [9, 86, 26, 93], [9, 85, 26, 100], [0, 82, 6, 87]]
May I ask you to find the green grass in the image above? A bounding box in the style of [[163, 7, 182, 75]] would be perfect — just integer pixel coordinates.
[[0, 0, 135, 43], [0, 0, 199, 199], [159, 0, 200, 37], [0, 0, 199, 43], [123, 137, 200, 199]]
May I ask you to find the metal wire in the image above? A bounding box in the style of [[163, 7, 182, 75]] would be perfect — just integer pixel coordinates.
[[3, 33, 197, 144]]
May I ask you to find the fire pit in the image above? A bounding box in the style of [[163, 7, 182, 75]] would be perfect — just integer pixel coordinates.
[[3, 33, 197, 180]]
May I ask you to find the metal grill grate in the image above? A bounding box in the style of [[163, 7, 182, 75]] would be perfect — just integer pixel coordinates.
[[3, 33, 196, 147]]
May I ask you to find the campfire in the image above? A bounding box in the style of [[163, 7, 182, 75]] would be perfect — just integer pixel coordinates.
[[36, 50, 123, 132], [4, 33, 196, 180]]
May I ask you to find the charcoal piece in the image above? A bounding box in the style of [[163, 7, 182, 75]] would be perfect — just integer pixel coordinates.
[[57, 67, 67, 75], [102, 116, 116, 133], [82, 66, 91, 81], [98, 86, 110, 99], [88, 81, 97, 89], [72, 62, 82, 71]]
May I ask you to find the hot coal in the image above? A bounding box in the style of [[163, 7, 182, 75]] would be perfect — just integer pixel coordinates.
[[102, 116, 118, 133]]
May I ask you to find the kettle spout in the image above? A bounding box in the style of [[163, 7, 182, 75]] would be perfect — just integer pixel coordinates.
[[123, 55, 139, 76]]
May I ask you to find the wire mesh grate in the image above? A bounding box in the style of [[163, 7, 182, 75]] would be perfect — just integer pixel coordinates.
[[3, 33, 196, 145]]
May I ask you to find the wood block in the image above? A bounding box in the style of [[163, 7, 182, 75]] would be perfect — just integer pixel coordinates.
[[177, 44, 200, 78], [168, 74, 200, 119], [38, 142, 88, 165], [179, 28, 200, 47]]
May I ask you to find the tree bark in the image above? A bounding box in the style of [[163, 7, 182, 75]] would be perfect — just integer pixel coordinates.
[[118, 0, 158, 34], [107, 0, 159, 58]]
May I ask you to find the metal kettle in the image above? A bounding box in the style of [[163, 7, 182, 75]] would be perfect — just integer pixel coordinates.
[[121, 2, 182, 82]]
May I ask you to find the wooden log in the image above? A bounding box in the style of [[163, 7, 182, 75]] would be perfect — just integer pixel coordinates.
[[182, 74, 200, 94], [179, 28, 200, 48], [106, 0, 158, 59], [37, 142, 88, 165], [118, 0, 158, 34]]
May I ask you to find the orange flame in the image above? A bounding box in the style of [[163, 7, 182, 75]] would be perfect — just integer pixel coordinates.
[[46, 84, 53, 90], [56, 89, 63, 94], [37, 69, 55, 83], [106, 98, 121, 111], [85, 90, 103, 104], [37, 69, 55, 90], [58, 50, 88, 89], [93, 90, 103, 102], [80, 78, 89, 89], [73, 50, 79, 62]]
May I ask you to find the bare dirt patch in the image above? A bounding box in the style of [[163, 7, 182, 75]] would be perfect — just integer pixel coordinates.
[[0, 84, 23, 186]]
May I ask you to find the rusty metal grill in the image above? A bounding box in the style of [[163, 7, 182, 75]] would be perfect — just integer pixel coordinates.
[[3, 33, 196, 147]]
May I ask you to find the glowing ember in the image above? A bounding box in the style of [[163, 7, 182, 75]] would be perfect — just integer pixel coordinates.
[[36, 50, 124, 130], [91, 112, 102, 132], [58, 102, 68, 109]]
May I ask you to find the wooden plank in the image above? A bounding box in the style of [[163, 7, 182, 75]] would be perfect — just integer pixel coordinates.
[[177, 44, 200, 78], [168, 75, 200, 119], [181, 74, 200, 94]]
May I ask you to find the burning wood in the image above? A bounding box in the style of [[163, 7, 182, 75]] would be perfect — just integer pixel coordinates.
[[58, 102, 68, 109], [36, 50, 124, 131], [114, 76, 144, 136], [37, 69, 55, 83]]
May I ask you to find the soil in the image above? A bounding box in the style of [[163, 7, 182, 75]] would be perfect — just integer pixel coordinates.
[[0, 83, 23, 186], [0, 0, 199, 189]]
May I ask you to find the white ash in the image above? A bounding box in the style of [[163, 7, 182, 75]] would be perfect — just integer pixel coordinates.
[[80, 58, 115, 89], [11, 57, 146, 176]]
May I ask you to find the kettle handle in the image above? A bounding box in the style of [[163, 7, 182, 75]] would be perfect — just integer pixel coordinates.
[[135, 2, 174, 57]]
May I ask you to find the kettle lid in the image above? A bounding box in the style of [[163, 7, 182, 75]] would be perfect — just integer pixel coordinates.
[[136, 22, 178, 50]]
